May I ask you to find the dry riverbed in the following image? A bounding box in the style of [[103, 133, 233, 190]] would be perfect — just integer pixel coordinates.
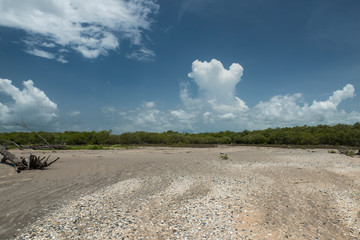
[[0, 146, 359, 239]]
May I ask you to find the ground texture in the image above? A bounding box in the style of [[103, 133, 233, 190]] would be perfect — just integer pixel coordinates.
[[0, 146, 359, 239]]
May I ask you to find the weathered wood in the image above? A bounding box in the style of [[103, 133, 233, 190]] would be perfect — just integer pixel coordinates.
[[0, 145, 23, 166], [20, 124, 50, 147], [0, 139, 23, 149], [30, 144, 66, 150], [0, 144, 59, 172], [20, 144, 66, 150]]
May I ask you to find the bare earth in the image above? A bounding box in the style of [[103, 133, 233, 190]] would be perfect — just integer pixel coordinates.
[[0, 146, 359, 239]]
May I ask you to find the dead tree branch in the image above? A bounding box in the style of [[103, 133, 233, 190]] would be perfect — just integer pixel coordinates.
[[0, 144, 59, 172], [20, 124, 50, 147], [0, 139, 23, 149]]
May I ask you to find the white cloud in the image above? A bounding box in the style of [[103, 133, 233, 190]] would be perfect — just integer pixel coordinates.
[[202, 111, 215, 125], [25, 48, 55, 59], [101, 106, 117, 114], [0, 0, 159, 61], [179, 82, 202, 111], [169, 59, 248, 129], [171, 109, 196, 121], [110, 59, 360, 133], [208, 97, 248, 114], [218, 113, 236, 121], [0, 78, 57, 129], [10, 60, 355, 133], [116, 104, 175, 133], [109, 59, 249, 132], [70, 111, 81, 117], [57, 55, 68, 63], [310, 84, 354, 112], [41, 42, 56, 48], [188, 59, 244, 103], [249, 84, 359, 129], [126, 47, 156, 62], [251, 93, 306, 124], [143, 101, 156, 109], [112, 101, 179, 132]]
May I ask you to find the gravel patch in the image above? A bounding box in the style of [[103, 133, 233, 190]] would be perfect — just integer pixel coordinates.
[[5, 147, 360, 239]]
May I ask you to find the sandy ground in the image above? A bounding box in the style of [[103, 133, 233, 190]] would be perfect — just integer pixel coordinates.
[[0, 146, 359, 239]]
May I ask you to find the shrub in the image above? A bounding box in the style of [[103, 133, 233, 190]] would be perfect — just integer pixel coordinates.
[[220, 152, 229, 160], [347, 150, 355, 157], [86, 145, 103, 150]]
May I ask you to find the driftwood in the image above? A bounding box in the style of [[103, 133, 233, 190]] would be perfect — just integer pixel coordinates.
[[338, 147, 360, 157], [1, 124, 66, 150], [0, 139, 23, 149], [21, 144, 66, 150], [0, 145, 20, 166], [338, 147, 348, 155], [20, 124, 51, 147], [0, 144, 59, 173]]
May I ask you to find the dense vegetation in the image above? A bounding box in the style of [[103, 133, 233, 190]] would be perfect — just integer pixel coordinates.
[[1, 123, 360, 147]]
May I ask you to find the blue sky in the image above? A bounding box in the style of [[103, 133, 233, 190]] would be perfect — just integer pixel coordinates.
[[0, 0, 360, 133]]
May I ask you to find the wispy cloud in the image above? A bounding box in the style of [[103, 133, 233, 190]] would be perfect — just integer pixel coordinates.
[[101, 106, 117, 114], [126, 47, 156, 62], [25, 48, 55, 59], [0, 0, 159, 61], [70, 111, 81, 117]]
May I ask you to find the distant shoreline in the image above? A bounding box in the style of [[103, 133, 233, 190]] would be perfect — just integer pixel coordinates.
[[1, 123, 360, 148]]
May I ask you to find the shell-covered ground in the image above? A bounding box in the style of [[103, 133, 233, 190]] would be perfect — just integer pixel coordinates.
[[0, 146, 359, 239]]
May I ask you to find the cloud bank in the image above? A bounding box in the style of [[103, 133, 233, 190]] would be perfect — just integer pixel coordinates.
[[0, 0, 159, 62], [113, 59, 360, 133], [0, 78, 57, 130], [1, 59, 358, 133], [249, 84, 357, 129]]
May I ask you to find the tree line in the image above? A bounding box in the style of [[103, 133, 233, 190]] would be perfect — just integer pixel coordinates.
[[1, 123, 360, 147]]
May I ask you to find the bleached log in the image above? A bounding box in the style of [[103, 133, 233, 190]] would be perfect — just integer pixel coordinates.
[[0, 145, 23, 166]]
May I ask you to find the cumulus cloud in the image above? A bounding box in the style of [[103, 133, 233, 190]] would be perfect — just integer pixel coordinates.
[[170, 59, 249, 130], [248, 84, 359, 129], [0, 78, 57, 129], [101, 59, 360, 133], [113, 59, 250, 132], [251, 94, 306, 125], [310, 84, 354, 112], [188, 59, 244, 103], [171, 109, 196, 121], [0, 0, 159, 61]]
